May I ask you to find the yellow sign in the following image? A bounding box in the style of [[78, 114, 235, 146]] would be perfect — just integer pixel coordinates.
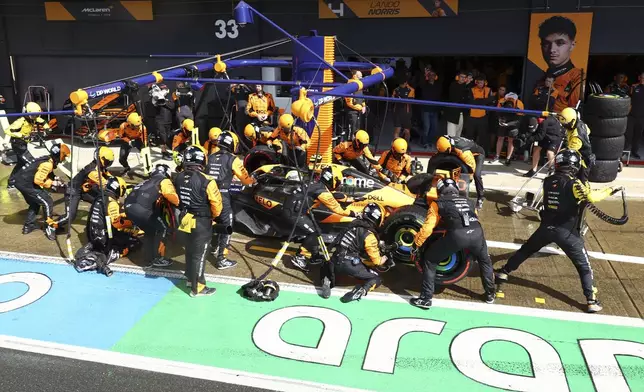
[[319, 0, 458, 19]]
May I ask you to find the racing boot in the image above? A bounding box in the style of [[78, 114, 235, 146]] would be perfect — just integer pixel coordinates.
[[45, 225, 57, 241], [22, 224, 38, 235], [341, 285, 367, 303], [494, 268, 510, 283], [321, 276, 331, 299], [587, 299, 603, 313], [291, 253, 309, 272], [410, 296, 432, 309]]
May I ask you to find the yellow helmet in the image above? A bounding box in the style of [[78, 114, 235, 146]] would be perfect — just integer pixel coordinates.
[[279, 113, 294, 130], [436, 135, 453, 153], [25, 102, 42, 113], [244, 124, 257, 140], [209, 127, 222, 141], [182, 118, 195, 131], [98, 146, 114, 167], [127, 112, 142, 127], [558, 107, 578, 130], [392, 138, 408, 154], [355, 130, 369, 144]]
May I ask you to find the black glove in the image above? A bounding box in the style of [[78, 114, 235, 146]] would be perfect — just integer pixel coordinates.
[[349, 210, 356, 217]]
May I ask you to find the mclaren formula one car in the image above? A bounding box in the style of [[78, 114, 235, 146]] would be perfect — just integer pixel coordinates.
[[230, 153, 477, 286]]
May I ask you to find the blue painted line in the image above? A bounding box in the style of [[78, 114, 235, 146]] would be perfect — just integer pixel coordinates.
[[0, 258, 174, 350]]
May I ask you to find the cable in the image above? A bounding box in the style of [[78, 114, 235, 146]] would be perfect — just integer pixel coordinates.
[[65, 115, 75, 261], [586, 189, 629, 225]]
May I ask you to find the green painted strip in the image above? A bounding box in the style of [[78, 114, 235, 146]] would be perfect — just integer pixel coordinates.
[[112, 281, 644, 391]]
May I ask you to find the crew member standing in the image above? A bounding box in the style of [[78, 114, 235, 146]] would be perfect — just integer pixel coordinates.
[[333, 130, 381, 175], [320, 203, 390, 302], [628, 72, 644, 159], [118, 113, 147, 176], [392, 78, 415, 142], [290, 166, 356, 272], [205, 131, 256, 270], [15, 143, 69, 240], [436, 135, 486, 210], [270, 113, 310, 167], [466, 74, 493, 152], [410, 178, 495, 309], [495, 149, 618, 313], [124, 164, 179, 268], [377, 138, 414, 184], [345, 70, 367, 136], [246, 84, 276, 126], [6, 102, 50, 188], [174, 146, 223, 297], [558, 107, 594, 183], [56, 147, 114, 229], [231, 78, 252, 134]]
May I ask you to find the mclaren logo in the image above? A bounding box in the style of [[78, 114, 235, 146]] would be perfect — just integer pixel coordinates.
[[82, 7, 112, 13], [255, 195, 280, 210]]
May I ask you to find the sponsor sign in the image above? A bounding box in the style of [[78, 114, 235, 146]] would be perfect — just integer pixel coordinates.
[[45, 1, 153, 21], [319, 0, 459, 19]]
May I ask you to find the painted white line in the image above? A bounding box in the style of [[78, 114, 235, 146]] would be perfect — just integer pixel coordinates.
[[486, 240, 644, 265], [485, 185, 644, 199], [0, 336, 372, 392], [0, 250, 643, 328]]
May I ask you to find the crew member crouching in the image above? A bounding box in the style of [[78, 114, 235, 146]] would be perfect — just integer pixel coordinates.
[[290, 166, 356, 272], [174, 146, 223, 297], [124, 164, 179, 268], [410, 178, 495, 309], [321, 203, 392, 302], [118, 113, 147, 176], [270, 113, 310, 168], [15, 142, 70, 240], [377, 138, 414, 184], [205, 131, 256, 270], [333, 130, 381, 175], [86, 176, 141, 264]]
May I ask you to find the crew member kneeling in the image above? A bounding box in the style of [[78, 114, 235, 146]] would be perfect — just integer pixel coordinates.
[[495, 149, 618, 313], [86, 176, 140, 264], [15, 143, 69, 240], [270, 113, 310, 168], [321, 203, 391, 302], [377, 138, 413, 184], [436, 135, 486, 210], [291, 166, 356, 272], [333, 130, 381, 175], [205, 131, 256, 270], [174, 146, 223, 297], [124, 164, 179, 268], [410, 178, 495, 309]]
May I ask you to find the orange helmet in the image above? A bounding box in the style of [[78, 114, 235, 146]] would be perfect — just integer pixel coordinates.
[[208, 127, 222, 141], [127, 112, 142, 127], [244, 124, 257, 141], [391, 138, 408, 154], [278, 113, 294, 131], [182, 118, 195, 132], [436, 136, 453, 154]]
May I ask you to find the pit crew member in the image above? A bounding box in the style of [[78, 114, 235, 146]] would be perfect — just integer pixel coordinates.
[[558, 107, 594, 183], [270, 113, 310, 167], [6, 102, 50, 188], [246, 84, 276, 125], [203, 127, 222, 155], [436, 135, 486, 209], [118, 112, 147, 176], [495, 149, 618, 313], [377, 138, 413, 184], [333, 130, 381, 175], [410, 178, 495, 309]]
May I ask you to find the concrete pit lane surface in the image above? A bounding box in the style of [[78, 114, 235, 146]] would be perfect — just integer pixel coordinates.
[[1, 151, 643, 391]]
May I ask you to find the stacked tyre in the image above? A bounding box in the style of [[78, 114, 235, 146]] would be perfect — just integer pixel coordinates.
[[582, 94, 631, 182]]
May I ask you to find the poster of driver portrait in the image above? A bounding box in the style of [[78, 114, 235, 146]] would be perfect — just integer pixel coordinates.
[[525, 13, 594, 113]]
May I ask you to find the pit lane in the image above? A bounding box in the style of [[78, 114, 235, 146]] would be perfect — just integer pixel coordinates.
[[1, 155, 643, 318]]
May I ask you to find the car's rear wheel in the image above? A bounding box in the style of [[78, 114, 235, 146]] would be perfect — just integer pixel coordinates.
[[244, 145, 278, 173]]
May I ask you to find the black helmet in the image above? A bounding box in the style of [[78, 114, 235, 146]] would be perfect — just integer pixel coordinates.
[[154, 163, 172, 179], [436, 178, 459, 196], [105, 176, 126, 198], [182, 146, 206, 168], [320, 166, 339, 190], [217, 131, 238, 153], [362, 202, 384, 227], [554, 149, 582, 174]]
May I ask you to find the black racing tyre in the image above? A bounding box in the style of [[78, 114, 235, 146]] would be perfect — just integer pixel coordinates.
[[590, 135, 626, 160], [244, 145, 278, 174], [426, 153, 473, 175], [588, 159, 620, 183], [583, 94, 631, 118], [382, 204, 472, 286], [583, 115, 628, 138]]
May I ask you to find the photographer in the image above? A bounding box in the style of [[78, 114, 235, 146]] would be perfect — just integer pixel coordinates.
[[517, 116, 563, 177], [149, 84, 175, 160]]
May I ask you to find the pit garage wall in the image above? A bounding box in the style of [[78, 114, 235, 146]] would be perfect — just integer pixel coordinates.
[[2, 0, 644, 110]]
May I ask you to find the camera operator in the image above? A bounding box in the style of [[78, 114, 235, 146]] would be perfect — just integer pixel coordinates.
[[515, 116, 563, 177], [149, 83, 175, 160], [231, 77, 253, 134], [174, 82, 194, 126]]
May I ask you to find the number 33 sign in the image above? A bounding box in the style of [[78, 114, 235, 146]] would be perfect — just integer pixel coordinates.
[[215, 19, 239, 39]]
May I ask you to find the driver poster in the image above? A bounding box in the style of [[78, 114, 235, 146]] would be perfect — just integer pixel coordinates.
[[525, 12, 594, 113]]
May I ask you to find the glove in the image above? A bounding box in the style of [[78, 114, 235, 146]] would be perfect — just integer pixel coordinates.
[[349, 210, 356, 217], [353, 196, 366, 202]]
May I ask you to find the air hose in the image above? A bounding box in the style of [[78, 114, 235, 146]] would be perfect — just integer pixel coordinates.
[[586, 188, 629, 225]]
